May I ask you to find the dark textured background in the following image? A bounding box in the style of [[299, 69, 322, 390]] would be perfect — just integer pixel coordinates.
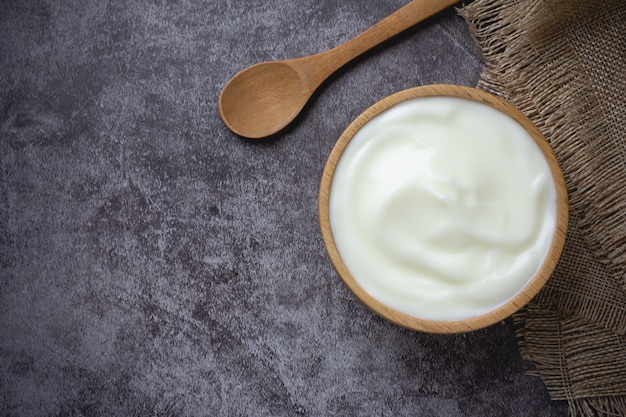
[[0, 1, 568, 416]]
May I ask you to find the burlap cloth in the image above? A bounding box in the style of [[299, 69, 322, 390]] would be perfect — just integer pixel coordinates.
[[458, 0, 626, 415]]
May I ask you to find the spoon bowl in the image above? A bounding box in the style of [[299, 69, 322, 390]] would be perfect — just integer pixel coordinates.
[[219, 62, 310, 139]]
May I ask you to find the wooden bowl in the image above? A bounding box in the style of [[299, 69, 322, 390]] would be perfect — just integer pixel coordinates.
[[318, 84, 568, 333]]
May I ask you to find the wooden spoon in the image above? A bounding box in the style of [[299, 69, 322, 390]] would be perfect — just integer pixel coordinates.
[[218, 0, 459, 139]]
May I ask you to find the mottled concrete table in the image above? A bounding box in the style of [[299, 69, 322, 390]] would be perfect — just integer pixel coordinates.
[[0, 1, 568, 416]]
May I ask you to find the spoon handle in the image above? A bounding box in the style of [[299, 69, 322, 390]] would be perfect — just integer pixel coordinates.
[[297, 0, 459, 85]]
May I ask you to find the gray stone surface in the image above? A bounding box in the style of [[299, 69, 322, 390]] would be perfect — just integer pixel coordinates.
[[0, 1, 568, 416]]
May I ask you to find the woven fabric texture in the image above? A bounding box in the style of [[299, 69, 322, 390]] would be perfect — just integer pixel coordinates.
[[460, 0, 626, 415]]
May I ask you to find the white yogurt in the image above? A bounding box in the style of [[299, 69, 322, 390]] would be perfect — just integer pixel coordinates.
[[329, 96, 557, 321]]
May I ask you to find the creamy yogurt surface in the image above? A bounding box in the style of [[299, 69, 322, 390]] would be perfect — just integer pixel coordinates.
[[329, 96, 557, 321]]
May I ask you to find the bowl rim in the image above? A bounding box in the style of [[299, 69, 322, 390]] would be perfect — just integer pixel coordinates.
[[318, 84, 569, 333]]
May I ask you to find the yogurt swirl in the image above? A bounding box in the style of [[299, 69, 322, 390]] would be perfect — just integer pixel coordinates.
[[329, 96, 557, 321]]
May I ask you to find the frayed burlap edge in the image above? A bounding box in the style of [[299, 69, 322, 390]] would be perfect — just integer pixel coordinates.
[[515, 306, 626, 417], [458, 0, 626, 415]]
